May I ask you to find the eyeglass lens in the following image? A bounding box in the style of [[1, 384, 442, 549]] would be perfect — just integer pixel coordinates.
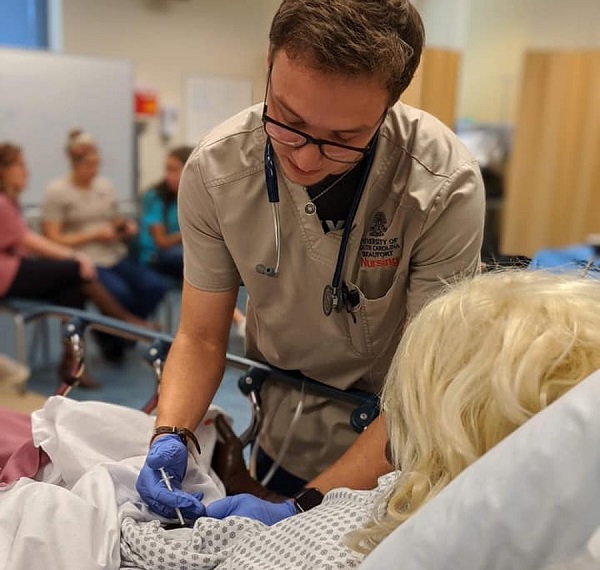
[[263, 121, 364, 163]]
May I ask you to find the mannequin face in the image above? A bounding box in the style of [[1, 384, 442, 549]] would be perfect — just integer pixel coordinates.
[[265, 50, 388, 186], [2, 151, 28, 194]]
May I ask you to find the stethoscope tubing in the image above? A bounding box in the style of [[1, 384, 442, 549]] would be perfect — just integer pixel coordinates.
[[261, 136, 377, 313], [329, 138, 378, 294]]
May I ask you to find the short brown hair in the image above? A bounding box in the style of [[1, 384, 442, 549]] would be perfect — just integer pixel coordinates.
[[168, 145, 194, 166], [0, 142, 22, 194], [269, 0, 425, 104]]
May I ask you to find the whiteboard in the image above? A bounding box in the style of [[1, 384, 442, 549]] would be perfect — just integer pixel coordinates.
[[184, 75, 253, 145], [0, 48, 134, 206]]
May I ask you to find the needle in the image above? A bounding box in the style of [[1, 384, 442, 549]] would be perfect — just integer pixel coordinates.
[[159, 467, 185, 526]]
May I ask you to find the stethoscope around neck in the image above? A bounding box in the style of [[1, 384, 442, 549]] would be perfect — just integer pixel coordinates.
[[256, 136, 378, 317]]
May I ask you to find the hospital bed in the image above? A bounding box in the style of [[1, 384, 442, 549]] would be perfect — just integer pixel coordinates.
[[5, 303, 380, 475], [3, 306, 600, 570], [359, 366, 600, 570], [1, 305, 380, 569]]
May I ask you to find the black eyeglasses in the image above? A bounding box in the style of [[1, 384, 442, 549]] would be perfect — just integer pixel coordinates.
[[261, 66, 382, 164]]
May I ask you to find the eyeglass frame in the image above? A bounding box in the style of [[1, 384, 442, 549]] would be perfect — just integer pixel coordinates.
[[261, 65, 386, 164]]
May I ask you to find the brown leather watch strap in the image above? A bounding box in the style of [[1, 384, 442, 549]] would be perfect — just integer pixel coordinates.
[[150, 425, 202, 455]]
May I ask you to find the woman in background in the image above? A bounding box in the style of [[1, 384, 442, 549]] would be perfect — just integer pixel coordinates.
[[139, 145, 246, 336], [0, 142, 152, 388], [42, 129, 168, 362], [138, 146, 193, 279]]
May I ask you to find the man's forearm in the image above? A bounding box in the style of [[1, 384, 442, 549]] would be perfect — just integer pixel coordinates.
[[155, 331, 226, 431], [307, 414, 392, 494]]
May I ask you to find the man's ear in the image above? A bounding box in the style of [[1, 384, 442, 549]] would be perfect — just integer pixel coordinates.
[[266, 47, 273, 71]]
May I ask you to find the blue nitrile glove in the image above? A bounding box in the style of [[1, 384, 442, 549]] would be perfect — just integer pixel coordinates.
[[136, 434, 206, 520], [205, 494, 297, 525]]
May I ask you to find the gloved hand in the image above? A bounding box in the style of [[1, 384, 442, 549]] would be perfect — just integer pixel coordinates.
[[211, 414, 287, 503], [136, 434, 206, 520], [205, 493, 297, 525]]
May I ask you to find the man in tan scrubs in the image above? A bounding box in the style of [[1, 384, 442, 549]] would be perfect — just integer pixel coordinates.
[[136, 0, 485, 521]]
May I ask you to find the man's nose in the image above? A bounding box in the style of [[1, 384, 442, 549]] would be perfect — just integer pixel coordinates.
[[291, 143, 323, 171]]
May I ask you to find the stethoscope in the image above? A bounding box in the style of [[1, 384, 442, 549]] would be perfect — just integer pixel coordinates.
[[255, 136, 379, 317]]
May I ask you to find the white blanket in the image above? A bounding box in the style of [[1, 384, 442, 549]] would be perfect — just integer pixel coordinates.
[[0, 396, 226, 570]]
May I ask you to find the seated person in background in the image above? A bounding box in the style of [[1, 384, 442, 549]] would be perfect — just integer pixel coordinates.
[[129, 269, 600, 568], [139, 145, 246, 337], [42, 129, 168, 363], [0, 142, 154, 388], [138, 145, 193, 279]]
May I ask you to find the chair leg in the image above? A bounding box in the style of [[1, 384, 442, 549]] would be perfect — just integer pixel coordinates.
[[165, 294, 174, 334], [13, 313, 27, 366], [159, 290, 181, 335], [40, 318, 51, 364], [27, 318, 51, 367]]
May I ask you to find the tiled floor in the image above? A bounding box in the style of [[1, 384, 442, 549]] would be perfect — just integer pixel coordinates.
[[0, 291, 251, 435]]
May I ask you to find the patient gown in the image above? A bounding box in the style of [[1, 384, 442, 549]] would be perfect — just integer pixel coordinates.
[[120, 473, 395, 570]]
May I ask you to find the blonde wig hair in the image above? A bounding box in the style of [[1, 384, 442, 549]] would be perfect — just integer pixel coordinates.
[[351, 270, 600, 553]]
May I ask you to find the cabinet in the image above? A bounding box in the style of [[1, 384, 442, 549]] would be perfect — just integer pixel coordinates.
[[501, 50, 600, 256], [401, 47, 461, 129]]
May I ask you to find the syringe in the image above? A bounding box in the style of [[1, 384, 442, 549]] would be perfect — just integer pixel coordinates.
[[158, 467, 185, 526]]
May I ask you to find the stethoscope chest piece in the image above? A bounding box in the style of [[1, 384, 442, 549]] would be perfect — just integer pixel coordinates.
[[322, 285, 335, 316], [256, 263, 278, 277]]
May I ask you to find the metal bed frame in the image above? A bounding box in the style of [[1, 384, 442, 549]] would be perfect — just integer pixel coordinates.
[[5, 303, 380, 477]]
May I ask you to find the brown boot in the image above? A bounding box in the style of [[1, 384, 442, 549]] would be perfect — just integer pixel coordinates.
[[58, 340, 102, 390], [211, 414, 288, 502]]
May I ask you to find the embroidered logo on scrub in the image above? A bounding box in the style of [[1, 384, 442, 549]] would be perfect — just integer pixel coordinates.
[[360, 212, 401, 268], [369, 212, 387, 237]]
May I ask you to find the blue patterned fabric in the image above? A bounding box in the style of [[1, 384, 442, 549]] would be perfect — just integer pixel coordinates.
[[529, 244, 600, 278]]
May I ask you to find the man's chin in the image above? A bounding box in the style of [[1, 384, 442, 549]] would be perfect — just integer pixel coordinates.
[[280, 160, 329, 187]]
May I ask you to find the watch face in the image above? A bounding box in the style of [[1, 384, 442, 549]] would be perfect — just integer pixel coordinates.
[[295, 487, 324, 512]]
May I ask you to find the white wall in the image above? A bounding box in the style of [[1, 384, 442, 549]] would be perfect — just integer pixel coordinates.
[[419, 0, 470, 51], [60, 0, 600, 192], [458, 0, 530, 124], [421, 0, 600, 124], [62, 0, 280, 192], [526, 0, 600, 49]]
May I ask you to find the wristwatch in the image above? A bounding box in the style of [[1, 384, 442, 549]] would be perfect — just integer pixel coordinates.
[[293, 487, 324, 513]]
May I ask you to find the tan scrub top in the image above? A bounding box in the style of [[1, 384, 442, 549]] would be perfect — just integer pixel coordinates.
[[179, 102, 485, 480], [43, 175, 126, 267]]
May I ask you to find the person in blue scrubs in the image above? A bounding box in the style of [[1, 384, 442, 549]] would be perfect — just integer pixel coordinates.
[[139, 146, 193, 279]]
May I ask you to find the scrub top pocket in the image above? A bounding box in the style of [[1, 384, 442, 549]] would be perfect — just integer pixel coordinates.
[[344, 268, 408, 357]]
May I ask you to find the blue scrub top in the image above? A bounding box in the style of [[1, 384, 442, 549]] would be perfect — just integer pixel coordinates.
[[138, 188, 179, 264]]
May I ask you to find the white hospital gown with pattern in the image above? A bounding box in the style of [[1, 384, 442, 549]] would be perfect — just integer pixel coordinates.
[[120, 473, 396, 570]]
